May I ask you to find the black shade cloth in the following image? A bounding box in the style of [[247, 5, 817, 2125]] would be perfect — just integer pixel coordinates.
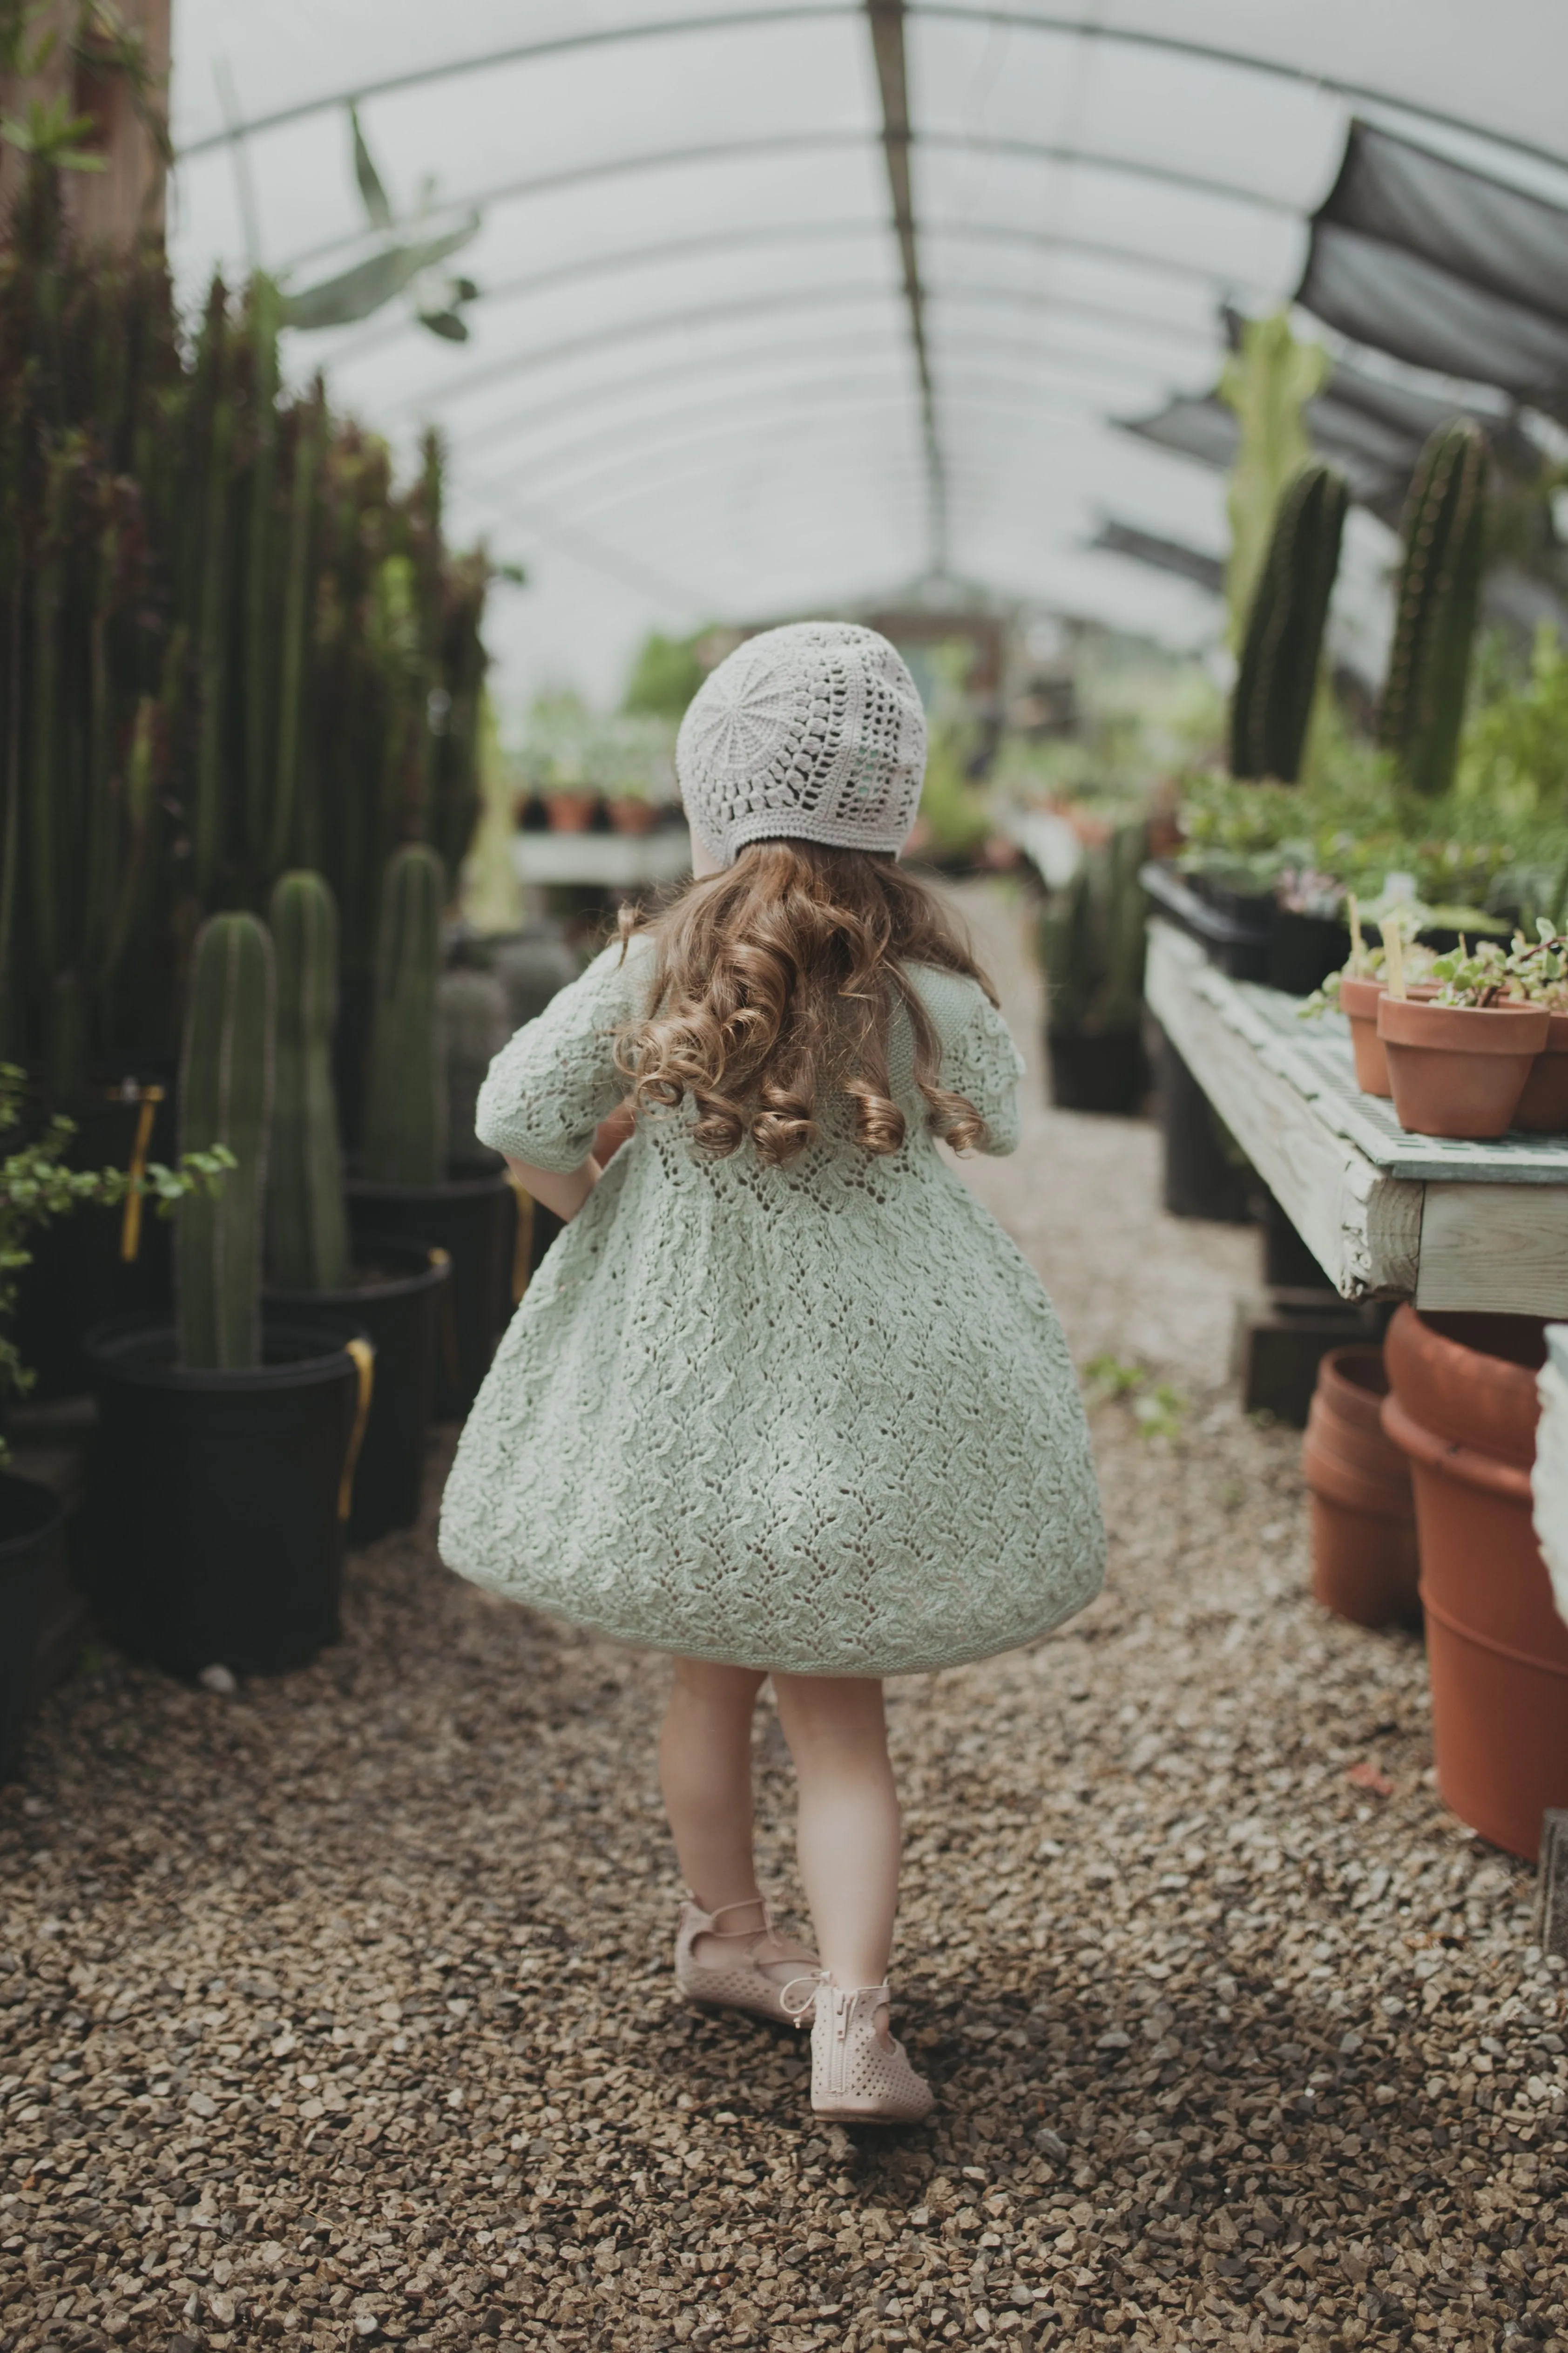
[[1318, 121, 1568, 330], [1299, 221, 1568, 416], [1089, 519, 1223, 595]]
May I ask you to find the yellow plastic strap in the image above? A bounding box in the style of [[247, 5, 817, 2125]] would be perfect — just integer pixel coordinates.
[[119, 1084, 165, 1263], [338, 1337, 376, 1522]]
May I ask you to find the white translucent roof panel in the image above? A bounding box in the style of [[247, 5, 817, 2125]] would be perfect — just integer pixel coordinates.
[[165, 1, 1568, 704]]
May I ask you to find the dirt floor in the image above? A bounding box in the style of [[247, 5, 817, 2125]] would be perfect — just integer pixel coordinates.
[[2, 883, 1565, 2353]]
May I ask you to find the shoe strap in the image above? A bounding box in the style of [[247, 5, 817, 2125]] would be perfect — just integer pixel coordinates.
[[689, 1892, 775, 1938], [781, 1969, 826, 2028]]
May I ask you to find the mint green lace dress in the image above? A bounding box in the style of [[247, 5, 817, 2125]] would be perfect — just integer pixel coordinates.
[[438, 941, 1104, 1676]]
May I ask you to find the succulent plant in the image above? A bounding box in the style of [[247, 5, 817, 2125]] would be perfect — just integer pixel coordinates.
[[1230, 462, 1348, 784], [267, 871, 349, 1293], [176, 912, 275, 1370], [1379, 422, 1489, 800], [361, 845, 446, 1186]]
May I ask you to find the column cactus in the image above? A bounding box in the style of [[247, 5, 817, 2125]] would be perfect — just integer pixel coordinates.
[[1229, 461, 1348, 783], [1378, 421, 1489, 800], [439, 963, 509, 1170], [176, 912, 275, 1370], [268, 871, 349, 1292], [361, 845, 447, 1185]]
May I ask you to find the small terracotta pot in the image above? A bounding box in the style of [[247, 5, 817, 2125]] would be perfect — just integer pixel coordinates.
[[1338, 977, 1439, 1098], [1302, 1347, 1419, 1627], [1382, 1305, 1568, 1859], [545, 791, 596, 833], [607, 796, 659, 835], [1339, 976, 1391, 1097], [1513, 1008, 1568, 1133], [1377, 995, 1548, 1139]]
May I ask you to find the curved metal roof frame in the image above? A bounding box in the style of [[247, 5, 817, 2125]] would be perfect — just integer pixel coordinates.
[[177, 3, 1568, 174], [169, 0, 1568, 693]]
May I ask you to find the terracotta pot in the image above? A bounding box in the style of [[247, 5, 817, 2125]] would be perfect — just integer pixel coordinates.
[[607, 796, 659, 835], [544, 791, 596, 833], [1382, 1305, 1568, 1858], [1377, 995, 1548, 1139], [1302, 1347, 1419, 1627], [1338, 977, 1437, 1098], [1513, 1007, 1568, 1133]]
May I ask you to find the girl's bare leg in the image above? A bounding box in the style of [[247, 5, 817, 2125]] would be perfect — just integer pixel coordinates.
[[771, 1674, 900, 1994], [660, 1657, 807, 1973]]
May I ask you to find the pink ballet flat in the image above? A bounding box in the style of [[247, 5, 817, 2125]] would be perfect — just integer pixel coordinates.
[[674, 1894, 819, 2026], [783, 1971, 935, 2123]]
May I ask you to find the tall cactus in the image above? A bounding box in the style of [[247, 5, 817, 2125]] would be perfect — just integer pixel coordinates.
[[439, 964, 509, 1170], [1229, 461, 1348, 783], [361, 846, 446, 1185], [268, 871, 349, 1292], [1378, 422, 1489, 799], [176, 913, 275, 1370]]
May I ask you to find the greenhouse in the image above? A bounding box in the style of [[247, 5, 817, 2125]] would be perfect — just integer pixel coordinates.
[[1, 5, 1567, 2351]]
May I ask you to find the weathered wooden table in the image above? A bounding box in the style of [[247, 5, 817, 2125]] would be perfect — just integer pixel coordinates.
[[1145, 917, 1568, 1316]]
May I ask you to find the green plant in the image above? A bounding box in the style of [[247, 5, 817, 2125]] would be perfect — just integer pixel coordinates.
[[1038, 820, 1149, 1036], [1230, 462, 1348, 783], [0, 1062, 229, 1458], [439, 963, 507, 1170], [361, 845, 446, 1186], [622, 629, 711, 721], [1218, 311, 1329, 651], [267, 871, 348, 1294], [176, 913, 275, 1370], [1379, 423, 1489, 800]]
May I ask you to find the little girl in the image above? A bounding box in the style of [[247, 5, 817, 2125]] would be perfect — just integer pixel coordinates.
[[439, 623, 1105, 2123]]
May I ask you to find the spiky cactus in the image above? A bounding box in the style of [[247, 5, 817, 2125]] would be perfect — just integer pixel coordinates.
[[176, 913, 275, 1370], [361, 846, 447, 1185], [439, 965, 509, 1170], [1230, 461, 1347, 783], [268, 871, 349, 1292], [1379, 422, 1489, 799]]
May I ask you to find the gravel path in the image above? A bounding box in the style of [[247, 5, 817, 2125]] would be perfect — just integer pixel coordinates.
[[3, 885, 1565, 2353]]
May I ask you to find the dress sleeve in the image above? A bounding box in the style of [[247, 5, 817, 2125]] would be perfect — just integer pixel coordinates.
[[474, 940, 642, 1173], [909, 966, 1026, 1157]]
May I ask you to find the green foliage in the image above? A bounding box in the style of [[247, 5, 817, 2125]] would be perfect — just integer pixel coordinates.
[[0, 200, 492, 1092], [1230, 462, 1347, 783], [0, 1061, 230, 1456], [176, 913, 274, 1371], [1038, 820, 1149, 1036], [1379, 422, 1489, 800], [622, 629, 710, 722], [1218, 312, 1330, 652], [1459, 624, 1568, 818], [267, 871, 348, 1294], [362, 846, 446, 1186], [1082, 1353, 1188, 1439]]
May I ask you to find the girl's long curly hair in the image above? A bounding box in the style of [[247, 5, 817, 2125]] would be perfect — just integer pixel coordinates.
[[615, 840, 997, 1165]]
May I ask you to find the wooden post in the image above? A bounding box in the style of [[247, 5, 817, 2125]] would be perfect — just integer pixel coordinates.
[[0, 0, 170, 251]]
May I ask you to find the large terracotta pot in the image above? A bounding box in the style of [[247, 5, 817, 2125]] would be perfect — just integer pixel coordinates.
[[1378, 997, 1547, 1139], [1302, 1346, 1419, 1627], [1513, 1008, 1568, 1134], [1382, 1305, 1568, 1858]]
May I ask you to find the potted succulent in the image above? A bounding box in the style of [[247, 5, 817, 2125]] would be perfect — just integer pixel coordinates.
[[1377, 931, 1548, 1139], [1038, 817, 1150, 1114], [1300, 901, 1438, 1097], [1501, 924, 1568, 1133], [347, 848, 514, 1416], [263, 873, 451, 1544], [85, 914, 373, 1678], [0, 1068, 226, 1776]]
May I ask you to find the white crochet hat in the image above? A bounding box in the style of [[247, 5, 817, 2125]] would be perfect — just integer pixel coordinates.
[[676, 621, 927, 866]]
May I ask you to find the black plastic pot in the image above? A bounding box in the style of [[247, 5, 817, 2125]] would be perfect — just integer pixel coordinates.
[[1151, 1023, 1254, 1224], [268, 1238, 450, 1543], [1267, 910, 1352, 999], [346, 1169, 514, 1417], [1046, 1027, 1149, 1116], [83, 1317, 368, 1677], [0, 1474, 66, 1783], [1141, 860, 1272, 983], [12, 1083, 177, 1399]]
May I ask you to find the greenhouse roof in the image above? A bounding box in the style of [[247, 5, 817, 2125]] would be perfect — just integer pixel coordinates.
[[165, 3, 1568, 699]]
